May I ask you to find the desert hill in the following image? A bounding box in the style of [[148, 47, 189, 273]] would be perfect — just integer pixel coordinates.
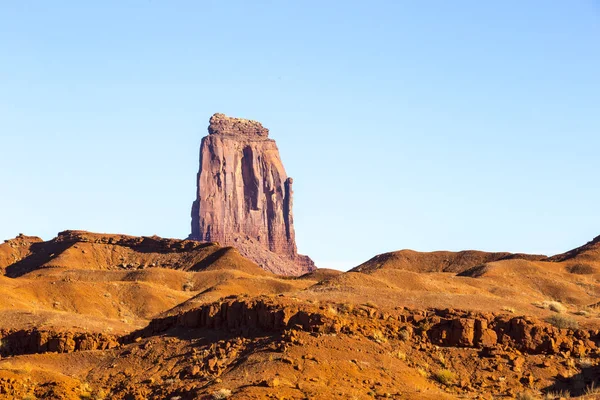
[[0, 231, 315, 336], [1, 231, 600, 399], [351, 248, 547, 274]]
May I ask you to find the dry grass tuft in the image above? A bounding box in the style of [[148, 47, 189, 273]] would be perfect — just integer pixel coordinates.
[[516, 392, 538, 400], [585, 382, 600, 396]]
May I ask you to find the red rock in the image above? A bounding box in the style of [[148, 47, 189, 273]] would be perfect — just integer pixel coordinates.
[[189, 113, 315, 275]]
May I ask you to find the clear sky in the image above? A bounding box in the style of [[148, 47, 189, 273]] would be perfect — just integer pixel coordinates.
[[1, 1, 599, 271]]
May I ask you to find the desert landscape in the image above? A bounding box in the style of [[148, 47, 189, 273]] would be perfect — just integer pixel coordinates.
[[0, 114, 599, 400]]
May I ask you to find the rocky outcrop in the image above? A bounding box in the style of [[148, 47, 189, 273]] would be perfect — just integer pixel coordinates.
[[190, 113, 315, 275], [0, 329, 119, 357], [129, 297, 599, 360]]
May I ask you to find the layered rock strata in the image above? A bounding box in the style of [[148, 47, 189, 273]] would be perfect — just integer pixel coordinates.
[[189, 113, 315, 275]]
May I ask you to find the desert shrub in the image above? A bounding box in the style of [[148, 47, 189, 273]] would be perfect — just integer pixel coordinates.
[[212, 388, 232, 399], [567, 263, 595, 275], [546, 301, 566, 313], [398, 329, 411, 341], [575, 308, 590, 317], [326, 305, 338, 316], [516, 392, 538, 400], [546, 314, 579, 330], [502, 306, 515, 313], [432, 369, 455, 386], [577, 357, 594, 369], [370, 330, 387, 343], [437, 353, 448, 368], [417, 320, 432, 333], [339, 303, 354, 314], [543, 389, 571, 399], [92, 389, 108, 400], [534, 301, 566, 313], [364, 301, 378, 308]]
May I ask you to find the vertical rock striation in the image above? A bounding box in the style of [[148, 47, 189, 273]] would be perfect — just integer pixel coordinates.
[[190, 113, 315, 275]]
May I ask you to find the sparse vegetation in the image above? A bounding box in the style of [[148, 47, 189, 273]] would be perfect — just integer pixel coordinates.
[[567, 263, 595, 275], [432, 369, 455, 386], [577, 357, 594, 369], [534, 301, 566, 313], [339, 302, 354, 314], [516, 392, 538, 400], [585, 382, 600, 396], [370, 330, 387, 343], [543, 389, 571, 399], [437, 353, 448, 368], [417, 320, 432, 333], [398, 328, 411, 341], [364, 301, 378, 308], [545, 314, 579, 329], [78, 382, 93, 399], [92, 389, 108, 400], [212, 388, 232, 399], [575, 308, 592, 317]]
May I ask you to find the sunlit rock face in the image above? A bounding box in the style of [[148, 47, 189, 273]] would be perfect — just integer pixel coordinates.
[[190, 113, 315, 275]]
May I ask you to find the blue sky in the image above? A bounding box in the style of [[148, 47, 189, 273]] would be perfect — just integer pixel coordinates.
[[1, 1, 599, 270]]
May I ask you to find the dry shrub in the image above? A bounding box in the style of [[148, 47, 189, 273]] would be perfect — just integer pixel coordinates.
[[585, 382, 600, 396], [516, 392, 538, 400], [398, 329, 411, 341], [432, 369, 455, 386], [211, 389, 232, 399], [545, 314, 579, 330], [567, 263, 595, 275], [575, 308, 591, 317], [339, 303, 354, 314], [370, 330, 387, 343], [543, 389, 571, 399], [534, 301, 566, 313]]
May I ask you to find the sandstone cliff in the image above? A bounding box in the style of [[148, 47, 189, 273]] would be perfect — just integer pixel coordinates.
[[190, 113, 315, 275]]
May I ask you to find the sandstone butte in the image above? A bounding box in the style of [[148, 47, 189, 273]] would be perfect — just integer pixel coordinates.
[[189, 113, 315, 276]]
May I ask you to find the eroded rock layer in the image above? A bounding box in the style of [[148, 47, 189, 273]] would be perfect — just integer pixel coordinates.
[[190, 113, 315, 275]]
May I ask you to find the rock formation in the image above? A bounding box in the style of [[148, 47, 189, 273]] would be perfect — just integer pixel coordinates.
[[190, 113, 315, 275]]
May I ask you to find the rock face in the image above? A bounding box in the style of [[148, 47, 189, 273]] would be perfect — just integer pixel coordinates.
[[190, 113, 315, 275]]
